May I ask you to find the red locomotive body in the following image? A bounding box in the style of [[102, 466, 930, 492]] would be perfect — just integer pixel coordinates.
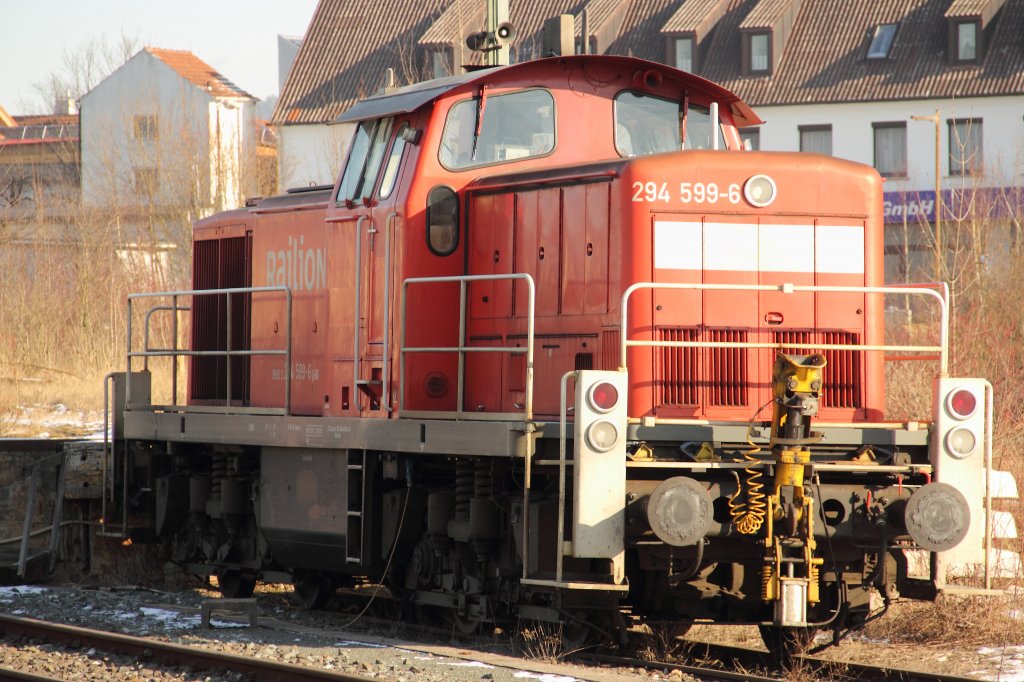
[[112, 55, 993, 654]]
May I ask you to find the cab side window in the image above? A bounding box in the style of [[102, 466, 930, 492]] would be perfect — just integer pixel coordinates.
[[338, 117, 394, 202], [379, 124, 409, 199]]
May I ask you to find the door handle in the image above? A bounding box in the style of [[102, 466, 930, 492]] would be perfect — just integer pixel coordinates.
[[764, 311, 784, 325]]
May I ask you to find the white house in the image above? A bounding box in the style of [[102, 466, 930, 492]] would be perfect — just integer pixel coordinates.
[[80, 47, 259, 214]]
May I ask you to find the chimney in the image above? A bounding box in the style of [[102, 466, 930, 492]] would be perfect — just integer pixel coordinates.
[[55, 91, 77, 116]]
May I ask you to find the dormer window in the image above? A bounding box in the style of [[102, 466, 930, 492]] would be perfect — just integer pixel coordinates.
[[675, 36, 695, 72], [746, 32, 770, 74], [955, 21, 978, 62], [944, 0, 1005, 65], [866, 23, 897, 59]]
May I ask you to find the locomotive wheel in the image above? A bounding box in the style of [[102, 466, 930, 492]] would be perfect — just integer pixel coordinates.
[[450, 611, 484, 636], [294, 576, 334, 610], [217, 570, 256, 599], [561, 611, 595, 651], [757, 624, 818, 663]]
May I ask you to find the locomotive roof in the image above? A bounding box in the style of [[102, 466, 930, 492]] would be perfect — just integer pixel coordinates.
[[335, 55, 763, 127]]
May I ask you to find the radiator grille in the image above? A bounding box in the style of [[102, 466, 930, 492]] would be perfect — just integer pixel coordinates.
[[708, 329, 748, 406], [190, 235, 252, 403], [657, 328, 699, 406], [819, 331, 862, 409], [657, 328, 748, 407]]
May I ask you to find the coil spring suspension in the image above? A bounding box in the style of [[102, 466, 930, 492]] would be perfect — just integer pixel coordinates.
[[454, 460, 474, 519], [473, 460, 493, 498], [210, 453, 227, 500]]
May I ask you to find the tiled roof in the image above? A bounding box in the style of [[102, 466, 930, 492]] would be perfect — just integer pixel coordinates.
[[575, 0, 626, 33], [946, 0, 996, 16], [606, 0, 677, 62], [698, 0, 1024, 107], [274, 0, 452, 125], [662, 0, 731, 34], [740, 0, 800, 28], [419, 2, 485, 47], [146, 47, 255, 100], [275, 0, 605, 125], [276, 0, 1024, 125]]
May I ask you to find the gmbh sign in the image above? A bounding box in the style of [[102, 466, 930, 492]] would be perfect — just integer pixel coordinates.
[[883, 187, 1024, 224]]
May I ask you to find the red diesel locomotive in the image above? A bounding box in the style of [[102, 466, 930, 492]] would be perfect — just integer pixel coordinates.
[[108, 54, 993, 653]]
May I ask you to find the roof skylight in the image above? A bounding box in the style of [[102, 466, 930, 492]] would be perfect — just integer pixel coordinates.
[[867, 23, 898, 59]]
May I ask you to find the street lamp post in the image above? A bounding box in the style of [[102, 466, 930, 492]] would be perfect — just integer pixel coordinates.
[[912, 110, 942, 280]]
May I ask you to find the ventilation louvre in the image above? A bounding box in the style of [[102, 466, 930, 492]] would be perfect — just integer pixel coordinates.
[[190, 235, 252, 404], [656, 327, 748, 408]]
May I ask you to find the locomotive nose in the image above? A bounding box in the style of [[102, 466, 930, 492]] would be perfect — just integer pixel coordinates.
[[645, 477, 713, 546], [902, 482, 971, 552]]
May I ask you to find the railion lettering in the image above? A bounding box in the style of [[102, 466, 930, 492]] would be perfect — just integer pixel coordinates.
[[265, 235, 327, 291]]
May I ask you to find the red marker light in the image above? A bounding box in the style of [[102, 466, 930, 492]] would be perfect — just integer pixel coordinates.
[[948, 389, 977, 419], [589, 382, 619, 412]]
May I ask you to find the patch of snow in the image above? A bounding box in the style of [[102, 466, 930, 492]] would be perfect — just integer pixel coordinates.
[[513, 673, 577, 682], [450, 661, 495, 668], [333, 640, 387, 648], [0, 586, 49, 598], [977, 645, 1024, 682]]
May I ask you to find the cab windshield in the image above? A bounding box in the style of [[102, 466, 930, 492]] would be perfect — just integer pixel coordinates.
[[614, 91, 717, 157], [439, 89, 555, 170]]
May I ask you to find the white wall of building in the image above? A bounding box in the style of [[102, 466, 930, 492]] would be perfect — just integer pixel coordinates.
[[754, 96, 1024, 193], [81, 50, 256, 210], [277, 122, 354, 190]]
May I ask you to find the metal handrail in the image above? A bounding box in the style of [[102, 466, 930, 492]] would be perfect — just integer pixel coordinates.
[[142, 302, 190, 403], [126, 286, 293, 414], [620, 282, 950, 376], [399, 273, 535, 421]]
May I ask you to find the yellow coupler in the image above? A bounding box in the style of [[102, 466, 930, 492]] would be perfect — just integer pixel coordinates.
[[761, 354, 827, 608]]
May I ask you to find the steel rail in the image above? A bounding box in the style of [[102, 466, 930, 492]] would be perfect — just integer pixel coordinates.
[[0, 613, 373, 682], [0, 666, 63, 681]]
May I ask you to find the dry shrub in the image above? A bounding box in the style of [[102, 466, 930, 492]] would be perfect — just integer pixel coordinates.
[[866, 594, 1024, 647], [515, 621, 571, 662], [0, 204, 192, 419]]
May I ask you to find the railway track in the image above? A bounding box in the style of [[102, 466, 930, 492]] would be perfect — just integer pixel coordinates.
[[0, 584, 996, 682], [151, 594, 988, 682], [0, 613, 373, 682], [587, 644, 990, 682]]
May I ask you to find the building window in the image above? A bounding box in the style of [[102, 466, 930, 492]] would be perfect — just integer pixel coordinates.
[[866, 23, 897, 59], [134, 167, 157, 193], [739, 127, 760, 150], [873, 122, 907, 177], [675, 37, 694, 72], [955, 21, 977, 62], [431, 50, 450, 79], [799, 125, 831, 155], [748, 33, 770, 74], [133, 114, 158, 141], [949, 118, 982, 175]]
